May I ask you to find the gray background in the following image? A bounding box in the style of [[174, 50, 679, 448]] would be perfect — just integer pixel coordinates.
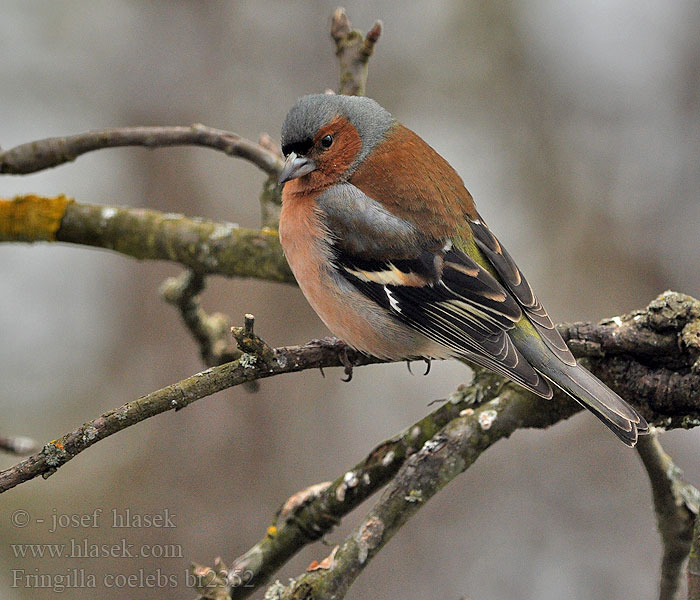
[[1, 2, 699, 599]]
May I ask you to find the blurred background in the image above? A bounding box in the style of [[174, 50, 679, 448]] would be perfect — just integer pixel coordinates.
[[1, 1, 699, 599]]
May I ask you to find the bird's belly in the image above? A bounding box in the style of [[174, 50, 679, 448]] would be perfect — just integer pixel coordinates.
[[299, 264, 444, 360], [279, 205, 447, 361]]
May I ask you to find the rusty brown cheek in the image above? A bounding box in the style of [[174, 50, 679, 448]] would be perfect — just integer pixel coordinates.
[[281, 117, 363, 197], [311, 116, 363, 190], [350, 124, 479, 239]]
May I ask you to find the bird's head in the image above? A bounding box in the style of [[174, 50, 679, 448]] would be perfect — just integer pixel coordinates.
[[279, 94, 394, 193]]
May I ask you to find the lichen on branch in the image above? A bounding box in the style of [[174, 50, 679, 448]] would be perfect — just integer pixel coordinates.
[[0, 195, 294, 284]]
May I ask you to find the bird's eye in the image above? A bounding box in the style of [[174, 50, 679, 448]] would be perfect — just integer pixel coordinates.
[[320, 134, 333, 149]]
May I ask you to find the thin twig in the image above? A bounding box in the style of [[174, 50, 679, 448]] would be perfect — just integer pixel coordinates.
[[160, 270, 239, 367], [0, 125, 283, 177], [258, 175, 282, 230], [256, 132, 284, 229], [637, 433, 700, 600], [257, 132, 282, 159], [331, 8, 382, 96]]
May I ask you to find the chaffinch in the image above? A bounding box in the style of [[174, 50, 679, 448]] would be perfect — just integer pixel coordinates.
[[278, 94, 648, 446]]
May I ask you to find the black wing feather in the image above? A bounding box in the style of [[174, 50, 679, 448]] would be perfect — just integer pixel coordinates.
[[334, 244, 552, 397]]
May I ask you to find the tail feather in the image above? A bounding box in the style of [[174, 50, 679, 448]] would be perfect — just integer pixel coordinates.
[[537, 361, 648, 447], [509, 324, 648, 446]]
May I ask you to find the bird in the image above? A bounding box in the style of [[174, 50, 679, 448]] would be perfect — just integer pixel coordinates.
[[277, 93, 648, 446]]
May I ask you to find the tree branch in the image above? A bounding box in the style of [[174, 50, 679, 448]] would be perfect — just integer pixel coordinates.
[[0, 125, 283, 177], [331, 8, 382, 96], [160, 270, 239, 367], [270, 359, 700, 598], [0, 337, 381, 495], [194, 291, 699, 599], [222, 388, 482, 600], [268, 374, 577, 599], [1, 292, 697, 498], [0, 195, 295, 284], [637, 433, 700, 600], [578, 292, 700, 428], [159, 270, 261, 392], [256, 133, 284, 230]]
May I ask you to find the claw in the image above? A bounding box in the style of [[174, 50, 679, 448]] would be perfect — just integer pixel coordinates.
[[406, 360, 414, 375], [319, 366, 326, 378], [339, 346, 353, 382], [423, 358, 432, 376]]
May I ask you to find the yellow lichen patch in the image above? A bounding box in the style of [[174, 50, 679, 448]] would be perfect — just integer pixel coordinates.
[[0, 194, 73, 242], [266, 525, 277, 538]]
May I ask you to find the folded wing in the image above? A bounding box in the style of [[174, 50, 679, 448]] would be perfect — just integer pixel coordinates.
[[333, 239, 553, 398]]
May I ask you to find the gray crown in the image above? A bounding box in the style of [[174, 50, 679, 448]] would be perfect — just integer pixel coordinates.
[[281, 94, 395, 175]]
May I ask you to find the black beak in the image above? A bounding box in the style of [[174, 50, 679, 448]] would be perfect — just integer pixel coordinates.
[[278, 152, 317, 185]]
